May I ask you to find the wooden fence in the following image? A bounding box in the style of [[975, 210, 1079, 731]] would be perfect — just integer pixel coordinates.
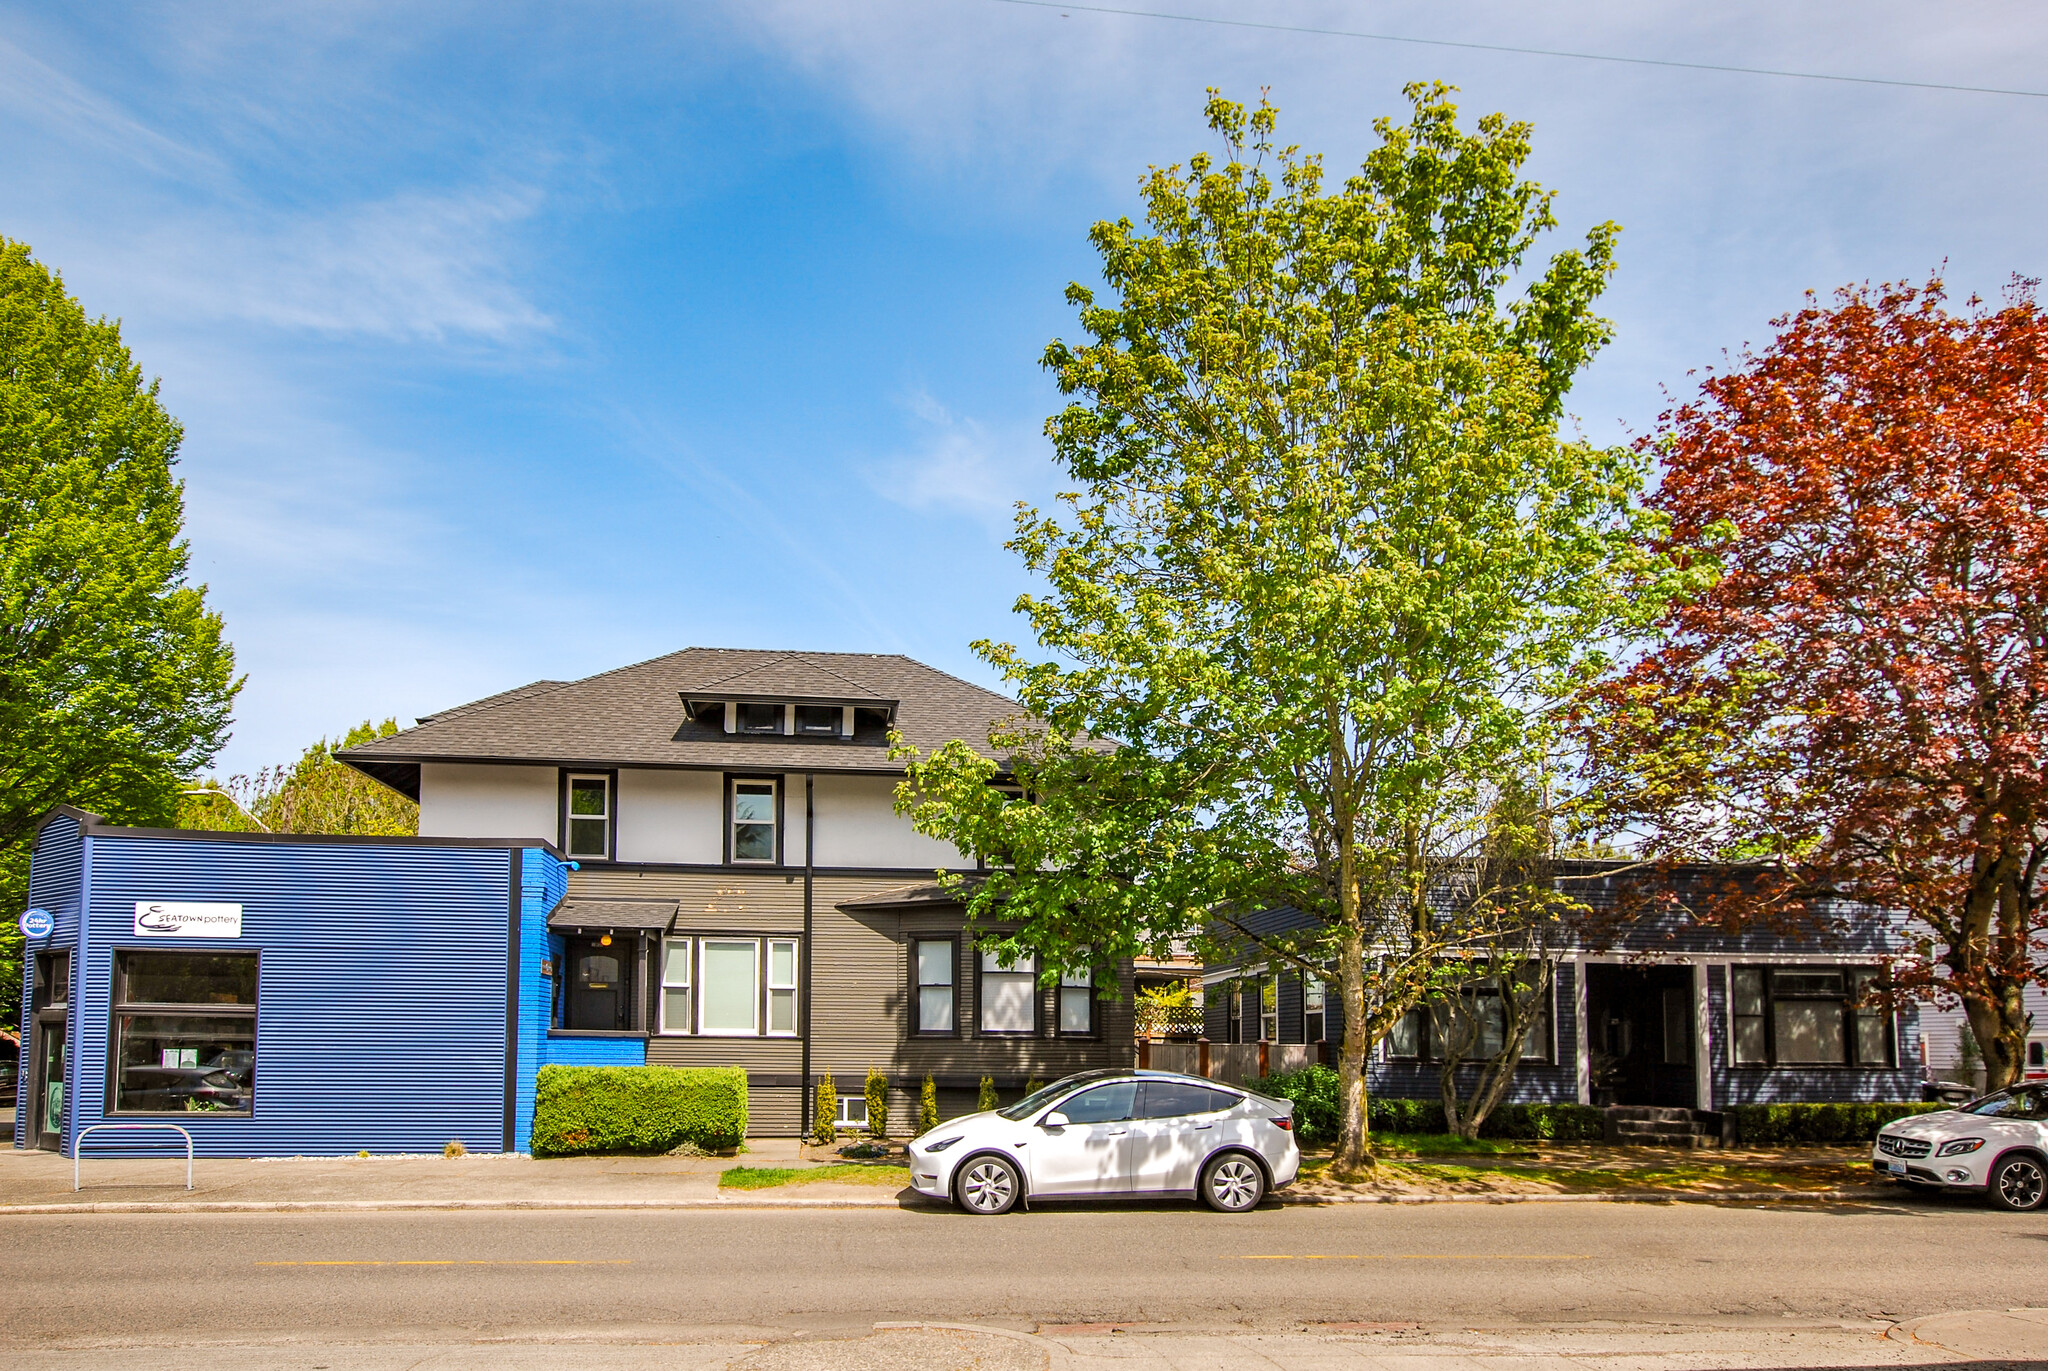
[[1141, 1040, 1320, 1084]]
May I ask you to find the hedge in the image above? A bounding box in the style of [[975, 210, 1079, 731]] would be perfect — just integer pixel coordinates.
[[1251, 1067, 1604, 1145], [1723, 1102, 1945, 1146], [532, 1065, 748, 1157]]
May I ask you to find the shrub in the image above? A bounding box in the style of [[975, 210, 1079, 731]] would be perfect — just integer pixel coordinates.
[[865, 1066, 889, 1138], [920, 1074, 940, 1133], [443, 1139, 467, 1158], [978, 1076, 1000, 1112], [812, 1076, 839, 1146], [1725, 1102, 1945, 1146], [532, 1065, 747, 1158], [1252, 1068, 1605, 1146]]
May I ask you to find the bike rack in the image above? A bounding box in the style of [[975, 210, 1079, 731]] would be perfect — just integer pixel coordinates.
[[74, 1123, 195, 1192]]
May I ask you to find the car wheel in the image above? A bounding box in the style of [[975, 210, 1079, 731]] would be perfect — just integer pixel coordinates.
[[955, 1155, 1022, 1215], [1989, 1154, 2048, 1212], [1200, 1152, 1266, 1213]]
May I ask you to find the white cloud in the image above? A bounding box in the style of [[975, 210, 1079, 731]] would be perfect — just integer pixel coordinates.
[[872, 389, 1045, 530]]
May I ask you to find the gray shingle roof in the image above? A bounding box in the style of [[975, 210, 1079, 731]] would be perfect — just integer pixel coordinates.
[[338, 648, 1028, 792]]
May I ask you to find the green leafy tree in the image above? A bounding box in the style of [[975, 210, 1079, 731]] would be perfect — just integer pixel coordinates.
[[0, 240, 238, 1017], [181, 719, 418, 835], [897, 88, 1679, 1177]]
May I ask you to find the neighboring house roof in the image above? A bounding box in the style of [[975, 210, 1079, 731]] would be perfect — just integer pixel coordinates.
[[547, 900, 680, 933], [338, 648, 1030, 799], [835, 880, 978, 912]]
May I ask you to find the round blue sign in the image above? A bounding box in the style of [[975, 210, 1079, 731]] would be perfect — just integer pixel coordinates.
[[19, 908, 53, 939]]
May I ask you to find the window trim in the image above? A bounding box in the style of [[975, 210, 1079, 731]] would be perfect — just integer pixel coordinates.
[[560, 769, 618, 861], [1304, 976, 1327, 1044], [1382, 974, 1555, 1065], [976, 946, 1040, 1037], [106, 948, 259, 1119], [1226, 981, 1243, 1044], [1056, 960, 1099, 1039], [724, 774, 782, 866], [1728, 964, 1894, 1068], [657, 937, 692, 1035], [910, 936, 960, 1039], [765, 938, 800, 1037], [1259, 973, 1279, 1043]]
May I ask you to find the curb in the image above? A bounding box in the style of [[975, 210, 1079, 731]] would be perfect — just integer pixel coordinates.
[[1277, 1187, 1891, 1206], [0, 1188, 1898, 1215]]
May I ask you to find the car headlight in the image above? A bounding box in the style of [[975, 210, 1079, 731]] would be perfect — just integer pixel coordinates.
[[1936, 1137, 1984, 1156], [922, 1136, 964, 1153]]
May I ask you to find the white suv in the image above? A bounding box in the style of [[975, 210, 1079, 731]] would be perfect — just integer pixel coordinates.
[[1873, 1084, 2048, 1211]]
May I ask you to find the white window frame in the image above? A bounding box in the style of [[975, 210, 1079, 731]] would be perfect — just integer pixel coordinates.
[[563, 773, 612, 860], [1259, 973, 1279, 1043], [1305, 976, 1326, 1043], [698, 938, 761, 1037], [978, 948, 1038, 1036], [766, 938, 799, 1037], [730, 777, 778, 864], [1057, 959, 1095, 1037], [658, 937, 692, 1035], [835, 1094, 869, 1130], [914, 938, 956, 1036]]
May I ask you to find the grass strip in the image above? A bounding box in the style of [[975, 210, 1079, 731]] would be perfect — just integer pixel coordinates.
[[719, 1163, 911, 1191]]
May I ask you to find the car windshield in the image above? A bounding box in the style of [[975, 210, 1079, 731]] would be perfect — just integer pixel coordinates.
[[995, 1071, 1128, 1121], [1960, 1087, 2047, 1119]]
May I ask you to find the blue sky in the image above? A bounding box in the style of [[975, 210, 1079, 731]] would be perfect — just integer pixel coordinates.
[[4, 2, 2046, 776]]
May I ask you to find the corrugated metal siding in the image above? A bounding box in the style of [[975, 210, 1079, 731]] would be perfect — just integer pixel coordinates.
[[18, 815, 86, 1146], [72, 834, 514, 1157]]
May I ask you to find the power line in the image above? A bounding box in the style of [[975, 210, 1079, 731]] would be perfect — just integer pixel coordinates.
[[990, 0, 2048, 100]]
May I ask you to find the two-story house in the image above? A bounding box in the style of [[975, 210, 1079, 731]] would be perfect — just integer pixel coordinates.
[[339, 648, 1134, 1137]]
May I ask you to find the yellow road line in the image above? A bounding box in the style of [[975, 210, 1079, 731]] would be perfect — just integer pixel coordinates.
[[255, 1259, 632, 1267], [1230, 1254, 1590, 1261]]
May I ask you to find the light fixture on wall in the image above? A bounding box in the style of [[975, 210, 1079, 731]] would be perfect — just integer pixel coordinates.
[[599, 934, 613, 947]]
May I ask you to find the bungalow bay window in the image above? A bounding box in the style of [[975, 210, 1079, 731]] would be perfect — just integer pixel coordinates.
[[1385, 977, 1553, 1063], [564, 774, 611, 859], [1731, 966, 1892, 1066], [979, 949, 1037, 1035], [730, 779, 777, 863], [111, 951, 257, 1115], [913, 938, 957, 1035], [659, 936, 800, 1037]]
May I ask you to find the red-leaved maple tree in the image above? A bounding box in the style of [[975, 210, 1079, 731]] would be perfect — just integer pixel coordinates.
[[1581, 276, 2048, 1087]]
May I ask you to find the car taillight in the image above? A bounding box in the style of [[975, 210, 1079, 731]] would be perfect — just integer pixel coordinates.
[[1272, 1116, 1292, 1131]]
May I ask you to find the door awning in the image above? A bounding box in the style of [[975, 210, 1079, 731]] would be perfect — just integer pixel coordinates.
[[547, 900, 679, 933]]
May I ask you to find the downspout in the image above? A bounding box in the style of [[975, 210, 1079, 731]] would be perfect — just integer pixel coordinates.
[[800, 771, 814, 1138]]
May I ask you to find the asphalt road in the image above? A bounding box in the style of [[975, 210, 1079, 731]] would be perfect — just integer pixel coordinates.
[[3, 1196, 2044, 1357]]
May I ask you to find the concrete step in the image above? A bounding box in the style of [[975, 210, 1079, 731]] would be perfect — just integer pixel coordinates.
[[1606, 1106, 1698, 1124]]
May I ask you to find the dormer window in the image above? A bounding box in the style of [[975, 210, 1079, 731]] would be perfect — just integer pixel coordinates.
[[796, 705, 843, 736], [737, 702, 781, 734]]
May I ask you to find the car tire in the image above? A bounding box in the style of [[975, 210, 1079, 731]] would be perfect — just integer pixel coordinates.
[[1988, 1153, 2048, 1212], [954, 1154, 1023, 1215], [1199, 1152, 1267, 1213]]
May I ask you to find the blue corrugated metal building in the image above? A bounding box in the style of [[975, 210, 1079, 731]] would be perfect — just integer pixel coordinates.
[[14, 807, 583, 1157]]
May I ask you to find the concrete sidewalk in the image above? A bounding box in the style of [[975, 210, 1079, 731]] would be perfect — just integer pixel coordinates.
[[0, 1139, 923, 1212]]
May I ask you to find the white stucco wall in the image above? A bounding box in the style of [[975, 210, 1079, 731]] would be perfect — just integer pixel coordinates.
[[809, 773, 967, 870], [615, 768, 722, 865], [417, 762, 559, 842]]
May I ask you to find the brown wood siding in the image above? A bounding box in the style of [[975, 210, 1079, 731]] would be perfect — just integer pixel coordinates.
[[644, 1036, 802, 1072], [569, 868, 806, 932], [748, 1086, 802, 1137]]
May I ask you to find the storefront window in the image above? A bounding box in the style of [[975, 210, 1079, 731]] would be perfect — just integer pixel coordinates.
[[113, 951, 256, 1114]]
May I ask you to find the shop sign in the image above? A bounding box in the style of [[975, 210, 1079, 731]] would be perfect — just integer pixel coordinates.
[[133, 901, 243, 938], [19, 907, 53, 938]]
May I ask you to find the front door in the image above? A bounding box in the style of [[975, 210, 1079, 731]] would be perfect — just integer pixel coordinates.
[[1585, 965, 1696, 1108], [31, 1017, 65, 1151], [566, 938, 630, 1031], [1028, 1081, 1137, 1196]]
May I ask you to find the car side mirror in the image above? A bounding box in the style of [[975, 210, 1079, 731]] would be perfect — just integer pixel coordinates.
[[1040, 1111, 1070, 1129]]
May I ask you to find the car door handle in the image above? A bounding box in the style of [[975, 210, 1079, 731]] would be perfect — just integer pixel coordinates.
[[1193, 1123, 1213, 1130]]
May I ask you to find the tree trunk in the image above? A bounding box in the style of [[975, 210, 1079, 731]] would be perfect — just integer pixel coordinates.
[[1947, 834, 2034, 1091], [1331, 917, 1376, 1178]]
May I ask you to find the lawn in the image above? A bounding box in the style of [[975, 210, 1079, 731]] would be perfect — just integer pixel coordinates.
[[719, 1163, 912, 1190], [1366, 1133, 1542, 1157]]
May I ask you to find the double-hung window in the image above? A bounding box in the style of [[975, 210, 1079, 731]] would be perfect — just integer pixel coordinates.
[[1731, 966, 1891, 1066], [700, 939, 760, 1035], [1385, 975, 1553, 1063], [1259, 974, 1279, 1042], [978, 949, 1037, 1035], [766, 939, 798, 1035], [1058, 961, 1095, 1036], [659, 939, 691, 1033], [913, 939, 957, 1035], [730, 779, 777, 863], [1304, 977, 1327, 1043], [564, 774, 611, 859], [112, 951, 257, 1115]]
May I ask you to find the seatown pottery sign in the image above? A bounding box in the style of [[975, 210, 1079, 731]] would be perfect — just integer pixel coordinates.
[[19, 908, 53, 938], [133, 901, 243, 938]]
